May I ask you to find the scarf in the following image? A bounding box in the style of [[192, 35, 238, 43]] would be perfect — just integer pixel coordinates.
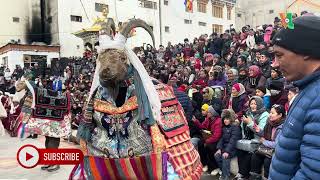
[[264, 27, 273, 44], [264, 118, 284, 141]]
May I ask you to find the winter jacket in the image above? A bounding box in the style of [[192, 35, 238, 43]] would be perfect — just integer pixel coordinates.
[[266, 77, 285, 89], [259, 61, 272, 79], [269, 70, 320, 180], [228, 93, 249, 118], [194, 116, 222, 144], [263, 95, 271, 110], [246, 75, 267, 96], [241, 111, 269, 140], [270, 90, 288, 107], [257, 123, 283, 149], [217, 124, 242, 156]]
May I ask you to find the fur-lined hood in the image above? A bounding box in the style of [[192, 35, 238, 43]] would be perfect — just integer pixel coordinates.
[[221, 109, 238, 124]]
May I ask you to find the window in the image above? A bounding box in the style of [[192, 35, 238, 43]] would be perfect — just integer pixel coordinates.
[[198, 21, 207, 26], [184, 19, 192, 24], [71, 15, 82, 22], [165, 26, 170, 32], [212, 5, 223, 18], [2, 57, 8, 68], [47, 16, 52, 23], [164, 0, 168, 5], [237, 13, 242, 18], [227, 8, 232, 20], [269, 10, 274, 14], [139, 0, 157, 9], [12, 17, 20, 23], [212, 24, 223, 34], [95, 3, 108, 12], [197, 2, 206, 13]]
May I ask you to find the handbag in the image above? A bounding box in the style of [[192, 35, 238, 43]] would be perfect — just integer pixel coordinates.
[[236, 139, 260, 152], [256, 145, 274, 158]]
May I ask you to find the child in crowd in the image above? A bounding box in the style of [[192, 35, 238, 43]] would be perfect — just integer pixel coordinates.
[[215, 109, 241, 180], [255, 86, 271, 110]]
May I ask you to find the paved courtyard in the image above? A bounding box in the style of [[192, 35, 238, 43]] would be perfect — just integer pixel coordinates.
[[0, 133, 219, 180]]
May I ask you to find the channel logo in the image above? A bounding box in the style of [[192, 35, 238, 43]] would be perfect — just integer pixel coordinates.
[[17, 144, 83, 169]]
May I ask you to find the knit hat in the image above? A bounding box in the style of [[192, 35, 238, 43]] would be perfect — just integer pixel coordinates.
[[207, 105, 219, 117], [233, 83, 241, 92], [269, 80, 284, 91], [256, 86, 266, 94], [201, 104, 209, 111], [272, 15, 320, 59]]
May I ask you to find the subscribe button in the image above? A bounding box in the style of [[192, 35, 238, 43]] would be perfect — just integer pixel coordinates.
[[17, 144, 83, 169]]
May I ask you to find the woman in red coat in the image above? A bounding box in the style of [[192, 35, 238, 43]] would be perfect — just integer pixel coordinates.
[[193, 105, 222, 175]]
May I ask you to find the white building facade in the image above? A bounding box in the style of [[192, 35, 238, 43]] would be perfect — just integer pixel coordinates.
[[0, 0, 236, 58], [235, 0, 320, 29]]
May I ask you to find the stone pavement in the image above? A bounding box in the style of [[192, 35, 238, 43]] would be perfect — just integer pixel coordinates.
[[0, 133, 219, 180]]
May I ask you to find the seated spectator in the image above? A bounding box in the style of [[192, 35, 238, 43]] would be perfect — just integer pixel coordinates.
[[285, 86, 299, 113], [192, 69, 208, 92], [269, 81, 288, 107], [208, 66, 226, 87], [246, 65, 267, 96], [215, 109, 241, 180], [213, 54, 225, 67], [250, 104, 286, 179], [225, 68, 238, 96], [266, 67, 285, 88], [193, 106, 222, 175], [235, 96, 269, 180], [236, 56, 248, 71], [256, 86, 271, 110], [258, 51, 272, 79], [203, 87, 223, 115], [227, 83, 248, 119], [238, 68, 249, 87], [190, 104, 209, 150]]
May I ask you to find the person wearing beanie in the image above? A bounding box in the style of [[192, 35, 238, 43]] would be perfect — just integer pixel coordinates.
[[227, 83, 249, 119], [268, 80, 288, 107], [258, 50, 272, 79], [270, 15, 320, 180], [215, 109, 241, 180], [245, 65, 267, 96], [256, 86, 271, 110], [236, 96, 269, 179], [193, 105, 222, 175], [266, 66, 285, 88]]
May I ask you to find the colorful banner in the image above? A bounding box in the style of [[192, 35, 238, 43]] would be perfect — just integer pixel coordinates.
[[184, 0, 193, 12]]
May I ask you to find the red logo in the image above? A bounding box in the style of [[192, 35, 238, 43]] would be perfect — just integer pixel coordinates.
[[17, 144, 84, 169]]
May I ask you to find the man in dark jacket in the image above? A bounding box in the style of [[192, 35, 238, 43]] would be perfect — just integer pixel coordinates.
[[258, 50, 272, 79], [269, 15, 320, 180], [208, 33, 223, 56]]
